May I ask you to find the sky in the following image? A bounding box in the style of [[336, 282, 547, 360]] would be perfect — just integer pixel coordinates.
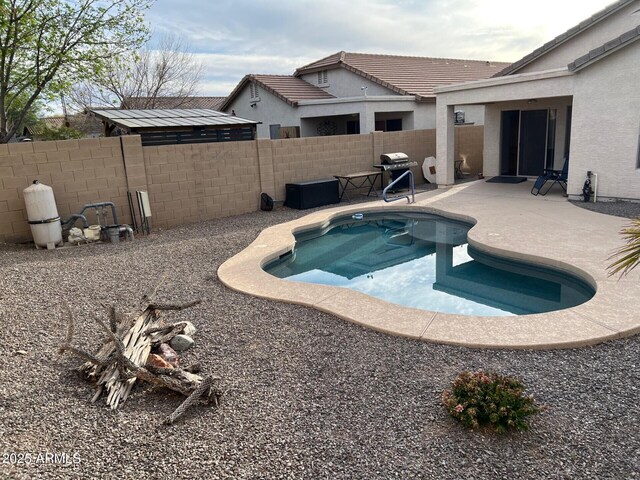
[[146, 0, 615, 97]]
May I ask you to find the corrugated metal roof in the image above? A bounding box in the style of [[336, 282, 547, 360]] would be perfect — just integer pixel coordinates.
[[90, 108, 259, 129], [294, 52, 510, 99]]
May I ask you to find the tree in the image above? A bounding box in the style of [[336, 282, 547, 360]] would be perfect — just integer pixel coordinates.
[[68, 34, 204, 111], [5, 91, 44, 135], [0, 0, 152, 143], [35, 122, 83, 141], [608, 218, 640, 277]]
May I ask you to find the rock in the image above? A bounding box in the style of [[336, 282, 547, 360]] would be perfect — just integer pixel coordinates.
[[158, 343, 179, 367], [146, 353, 174, 369], [170, 334, 194, 352], [182, 321, 197, 337], [15, 350, 28, 356]]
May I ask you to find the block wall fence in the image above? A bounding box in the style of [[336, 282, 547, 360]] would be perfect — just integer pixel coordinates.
[[0, 126, 483, 243]]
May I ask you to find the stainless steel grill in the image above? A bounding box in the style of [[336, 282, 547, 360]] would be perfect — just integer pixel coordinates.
[[376, 152, 418, 171], [373, 152, 418, 190]]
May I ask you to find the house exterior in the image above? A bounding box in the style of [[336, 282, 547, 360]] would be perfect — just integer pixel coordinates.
[[435, 0, 640, 201], [221, 52, 509, 139], [122, 96, 227, 110], [22, 114, 103, 140]]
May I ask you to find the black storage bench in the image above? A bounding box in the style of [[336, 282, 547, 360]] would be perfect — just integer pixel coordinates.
[[285, 179, 340, 209]]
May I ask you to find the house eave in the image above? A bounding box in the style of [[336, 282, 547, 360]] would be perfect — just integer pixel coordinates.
[[297, 95, 417, 106], [435, 68, 573, 94]]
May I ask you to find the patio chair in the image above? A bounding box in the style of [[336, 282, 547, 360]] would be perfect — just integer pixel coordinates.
[[531, 157, 568, 196]]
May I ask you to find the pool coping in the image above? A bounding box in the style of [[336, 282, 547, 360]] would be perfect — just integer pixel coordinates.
[[218, 181, 640, 349]]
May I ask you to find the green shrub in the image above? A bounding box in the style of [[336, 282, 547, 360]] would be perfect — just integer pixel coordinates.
[[442, 370, 541, 433]]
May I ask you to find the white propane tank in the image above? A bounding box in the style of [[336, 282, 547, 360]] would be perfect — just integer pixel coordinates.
[[23, 180, 63, 249]]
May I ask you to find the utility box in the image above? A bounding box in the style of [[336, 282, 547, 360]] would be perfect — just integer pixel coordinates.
[[285, 179, 339, 209]]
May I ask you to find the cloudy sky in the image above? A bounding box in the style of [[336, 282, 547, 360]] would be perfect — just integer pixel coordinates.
[[146, 0, 615, 97]]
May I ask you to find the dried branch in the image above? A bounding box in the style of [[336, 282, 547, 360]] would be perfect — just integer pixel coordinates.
[[147, 300, 202, 311], [164, 376, 213, 425]]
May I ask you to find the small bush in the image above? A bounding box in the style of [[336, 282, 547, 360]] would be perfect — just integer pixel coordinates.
[[442, 370, 541, 433]]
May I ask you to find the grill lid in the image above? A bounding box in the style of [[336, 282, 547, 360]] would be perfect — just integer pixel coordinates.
[[380, 152, 409, 164]]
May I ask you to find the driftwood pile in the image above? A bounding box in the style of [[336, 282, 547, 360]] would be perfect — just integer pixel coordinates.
[[59, 292, 222, 425]]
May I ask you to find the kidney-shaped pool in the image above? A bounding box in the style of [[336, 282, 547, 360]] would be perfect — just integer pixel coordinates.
[[264, 211, 595, 316]]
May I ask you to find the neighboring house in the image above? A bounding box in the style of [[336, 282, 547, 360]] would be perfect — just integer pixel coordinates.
[[435, 0, 640, 201], [90, 108, 259, 146], [221, 52, 510, 139], [23, 114, 102, 139], [122, 96, 227, 111]]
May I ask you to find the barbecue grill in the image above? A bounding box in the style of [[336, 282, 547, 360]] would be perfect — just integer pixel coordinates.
[[374, 152, 418, 190]]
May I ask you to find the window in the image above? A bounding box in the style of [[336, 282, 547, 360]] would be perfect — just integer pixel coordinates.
[[317, 70, 328, 86]]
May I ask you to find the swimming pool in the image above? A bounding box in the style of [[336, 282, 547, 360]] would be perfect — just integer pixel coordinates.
[[264, 211, 595, 316]]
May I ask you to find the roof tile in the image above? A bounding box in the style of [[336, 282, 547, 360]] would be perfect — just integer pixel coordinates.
[[123, 96, 227, 110], [252, 75, 335, 104], [295, 52, 510, 99]]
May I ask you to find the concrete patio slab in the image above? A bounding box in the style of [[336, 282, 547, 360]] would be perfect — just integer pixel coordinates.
[[218, 180, 640, 349]]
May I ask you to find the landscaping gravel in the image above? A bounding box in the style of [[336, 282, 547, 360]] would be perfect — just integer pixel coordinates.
[[570, 199, 640, 219], [0, 202, 638, 480]]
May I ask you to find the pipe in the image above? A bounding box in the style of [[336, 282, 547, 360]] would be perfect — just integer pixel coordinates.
[[61, 213, 89, 231], [119, 224, 134, 241], [76, 202, 119, 226]]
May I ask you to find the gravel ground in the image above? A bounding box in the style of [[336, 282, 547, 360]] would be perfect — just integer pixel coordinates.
[[0, 200, 638, 480], [570, 199, 640, 219]]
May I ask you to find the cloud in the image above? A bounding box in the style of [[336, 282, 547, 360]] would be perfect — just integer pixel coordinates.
[[146, 0, 614, 96]]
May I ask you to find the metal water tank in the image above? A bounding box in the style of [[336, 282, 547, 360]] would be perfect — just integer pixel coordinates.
[[23, 180, 62, 249]]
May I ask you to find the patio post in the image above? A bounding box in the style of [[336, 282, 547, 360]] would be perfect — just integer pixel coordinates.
[[436, 100, 455, 186]]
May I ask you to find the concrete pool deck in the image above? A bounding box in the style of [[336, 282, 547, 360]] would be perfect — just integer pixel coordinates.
[[218, 180, 640, 349]]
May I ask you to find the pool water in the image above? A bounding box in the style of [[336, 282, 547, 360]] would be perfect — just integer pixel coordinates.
[[264, 212, 595, 316]]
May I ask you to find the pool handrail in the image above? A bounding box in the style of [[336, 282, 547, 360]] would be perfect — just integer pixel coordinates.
[[382, 170, 415, 204]]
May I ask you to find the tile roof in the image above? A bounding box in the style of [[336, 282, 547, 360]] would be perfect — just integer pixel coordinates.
[[493, 0, 637, 77], [568, 24, 640, 71], [220, 74, 335, 110], [25, 114, 102, 137], [90, 108, 258, 130], [294, 52, 510, 99], [123, 96, 227, 110]]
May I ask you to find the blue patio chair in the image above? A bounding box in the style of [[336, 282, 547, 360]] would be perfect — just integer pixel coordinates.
[[531, 157, 569, 196]]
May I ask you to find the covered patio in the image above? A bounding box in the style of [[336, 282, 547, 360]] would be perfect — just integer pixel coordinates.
[[435, 69, 575, 192]]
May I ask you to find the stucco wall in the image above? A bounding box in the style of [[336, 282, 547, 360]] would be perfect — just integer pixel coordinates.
[[300, 68, 395, 97], [225, 83, 299, 139], [517, 1, 640, 74], [569, 45, 640, 200]]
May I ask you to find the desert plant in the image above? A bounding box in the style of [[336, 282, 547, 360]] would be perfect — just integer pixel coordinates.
[[442, 371, 541, 433], [608, 217, 640, 277]]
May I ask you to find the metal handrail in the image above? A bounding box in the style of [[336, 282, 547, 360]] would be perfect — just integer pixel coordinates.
[[382, 170, 415, 204]]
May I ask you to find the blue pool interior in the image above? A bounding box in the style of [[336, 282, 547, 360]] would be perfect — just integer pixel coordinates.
[[264, 211, 595, 316]]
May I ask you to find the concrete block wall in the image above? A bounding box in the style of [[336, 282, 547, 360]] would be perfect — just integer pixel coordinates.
[[142, 140, 261, 229], [269, 129, 438, 200], [271, 134, 373, 200], [0, 137, 130, 243], [0, 127, 483, 243], [377, 129, 437, 183]]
